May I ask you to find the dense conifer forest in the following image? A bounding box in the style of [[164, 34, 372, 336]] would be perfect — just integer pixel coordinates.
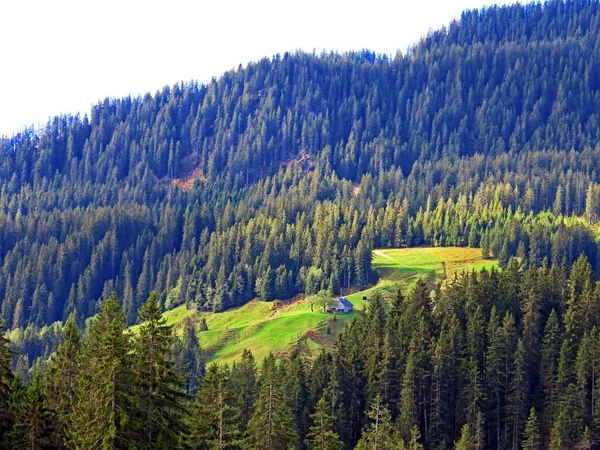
[[3, 0, 600, 447]]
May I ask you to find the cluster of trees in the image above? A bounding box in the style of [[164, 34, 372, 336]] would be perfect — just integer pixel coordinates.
[[2, 0, 600, 337], [0, 291, 203, 449], [3, 254, 600, 449]]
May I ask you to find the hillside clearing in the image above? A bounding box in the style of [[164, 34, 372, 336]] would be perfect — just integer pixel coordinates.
[[159, 247, 497, 365]]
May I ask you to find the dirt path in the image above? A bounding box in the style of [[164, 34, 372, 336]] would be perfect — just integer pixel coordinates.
[[373, 250, 394, 260]]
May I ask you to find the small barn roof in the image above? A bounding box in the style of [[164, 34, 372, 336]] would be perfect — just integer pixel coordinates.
[[337, 297, 353, 308]]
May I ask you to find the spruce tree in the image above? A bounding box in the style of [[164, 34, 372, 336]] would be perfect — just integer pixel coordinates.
[[44, 313, 81, 448], [189, 363, 240, 449], [68, 292, 137, 450], [549, 384, 583, 450], [355, 395, 402, 450], [9, 375, 55, 450], [245, 353, 298, 449], [305, 396, 342, 450], [134, 291, 189, 449], [454, 425, 476, 450], [507, 339, 528, 450], [230, 349, 257, 434], [521, 408, 541, 450], [174, 317, 205, 395], [540, 309, 561, 432], [0, 318, 14, 450]]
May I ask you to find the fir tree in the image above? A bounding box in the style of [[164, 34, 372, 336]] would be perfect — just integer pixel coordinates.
[[44, 313, 81, 448], [305, 396, 342, 450], [68, 292, 137, 450], [245, 353, 298, 449], [134, 291, 189, 449], [230, 349, 257, 434], [454, 425, 476, 450], [0, 318, 14, 450], [540, 309, 561, 432], [521, 408, 541, 450], [189, 363, 240, 449], [355, 395, 402, 450], [9, 375, 55, 450]]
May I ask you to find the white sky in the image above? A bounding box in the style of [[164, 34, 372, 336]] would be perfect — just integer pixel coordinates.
[[0, 0, 529, 136]]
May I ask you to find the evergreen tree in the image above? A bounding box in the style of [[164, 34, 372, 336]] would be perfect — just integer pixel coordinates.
[[0, 318, 14, 449], [305, 396, 342, 450], [44, 313, 81, 448], [230, 349, 257, 434], [9, 375, 55, 450], [507, 339, 528, 450], [245, 353, 298, 449], [355, 395, 402, 450], [549, 384, 583, 450], [134, 291, 189, 449], [521, 408, 541, 450], [189, 363, 240, 449], [454, 425, 476, 450], [68, 293, 137, 450], [174, 317, 205, 395], [540, 309, 561, 432]]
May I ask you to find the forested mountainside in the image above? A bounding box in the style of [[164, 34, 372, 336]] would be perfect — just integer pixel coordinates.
[[1, 253, 600, 449], [2, 0, 600, 336], [4, 0, 600, 449]]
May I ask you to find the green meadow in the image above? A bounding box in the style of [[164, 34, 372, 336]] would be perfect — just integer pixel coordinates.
[[157, 247, 497, 365]]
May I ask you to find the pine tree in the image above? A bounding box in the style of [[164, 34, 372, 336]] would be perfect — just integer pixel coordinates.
[[454, 425, 476, 450], [365, 295, 387, 404], [540, 309, 561, 432], [549, 384, 583, 450], [0, 318, 14, 449], [398, 350, 419, 440], [189, 363, 240, 449], [9, 375, 55, 450], [382, 288, 405, 416], [245, 353, 298, 449], [407, 426, 424, 450], [230, 349, 257, 434], [44, 313, 81, 448], [521, 408, 541, 450], [485, 306, 504, 450], [175, 317, 205, 395], [507, 339, 528, 450], [355, 395, 402, 450], [305, 396, 342, 450], [134, 291, 189, 449], [68, 292, 137, 450]]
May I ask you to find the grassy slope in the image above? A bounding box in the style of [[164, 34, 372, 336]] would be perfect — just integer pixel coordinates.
[[161, 247, 497, 365]]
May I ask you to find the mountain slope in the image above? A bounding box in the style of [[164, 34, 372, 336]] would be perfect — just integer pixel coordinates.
[[1, 0, 600, 347]]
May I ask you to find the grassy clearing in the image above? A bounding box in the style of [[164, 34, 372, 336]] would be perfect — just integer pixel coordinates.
[[160, 247, 497, 365]]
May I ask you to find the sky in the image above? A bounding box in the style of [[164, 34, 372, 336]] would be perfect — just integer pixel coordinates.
[[0, 0, 529, 136]]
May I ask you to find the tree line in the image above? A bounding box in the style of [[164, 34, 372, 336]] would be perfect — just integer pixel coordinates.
[[3, 0, 600, 338], [3, 254, 600, 449]]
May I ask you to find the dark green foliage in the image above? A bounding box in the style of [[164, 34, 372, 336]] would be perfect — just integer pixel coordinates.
[[134, 291, 189, 449], [44, 313, 81, 448], [305, 396, 342, 450], [245, 353, 298, 449], [2, 1, 600, 448], [173, 317, 205, 395], [0, 318, 14, 449], [0, 250, 600, 449], [68, 293, 137, 449], [189, 363, 241, 449], [522, 408, 542, 450], [4, 1, 600, 365], [230, 349, 257, 434], [9, 375, 56, 450], [354, 395, 401, 450]]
